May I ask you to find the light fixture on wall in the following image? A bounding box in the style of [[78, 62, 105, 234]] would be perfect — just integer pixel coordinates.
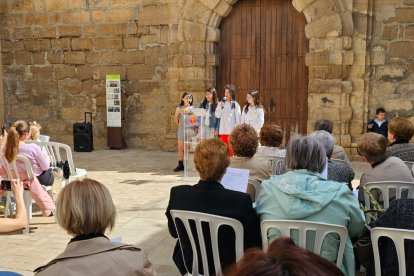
[[321, 97, 334, 105]]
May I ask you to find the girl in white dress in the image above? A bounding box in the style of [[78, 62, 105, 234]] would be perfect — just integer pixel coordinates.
[[241, 89, 265, 134]]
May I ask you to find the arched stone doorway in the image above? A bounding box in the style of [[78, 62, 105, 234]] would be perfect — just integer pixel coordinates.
[[216, 0, 309, 141], [172, 0, 359, 149]]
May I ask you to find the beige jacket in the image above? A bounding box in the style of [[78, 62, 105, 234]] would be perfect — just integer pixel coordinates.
[[34, 237, 156, 276]]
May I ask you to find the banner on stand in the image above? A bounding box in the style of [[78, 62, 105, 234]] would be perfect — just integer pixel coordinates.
[[106, 74, 121, 127]]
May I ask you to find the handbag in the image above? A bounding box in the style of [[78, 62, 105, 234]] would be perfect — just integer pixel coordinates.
[[354, 210, 383, 268]]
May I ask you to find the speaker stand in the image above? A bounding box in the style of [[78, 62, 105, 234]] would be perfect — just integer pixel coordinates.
[[107, 127, 126, 149]]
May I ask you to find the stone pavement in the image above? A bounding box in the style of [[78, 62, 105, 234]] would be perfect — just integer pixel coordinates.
[[0, 149, 370, 275]]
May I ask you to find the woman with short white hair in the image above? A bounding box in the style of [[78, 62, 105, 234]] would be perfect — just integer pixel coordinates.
[[256, 135, 365, 276], [310, 130, 355, 190]]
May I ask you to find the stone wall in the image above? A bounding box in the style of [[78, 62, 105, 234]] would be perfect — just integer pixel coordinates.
[[368, 0, 414, 128], [0, 0, 174, 148]]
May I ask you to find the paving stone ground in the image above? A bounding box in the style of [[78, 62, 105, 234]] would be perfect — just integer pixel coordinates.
[[0, 149, 370, 275]]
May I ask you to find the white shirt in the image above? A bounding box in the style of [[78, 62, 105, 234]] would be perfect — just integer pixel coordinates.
[[215, 101, 241, 135], [241, 105, 265, 132]]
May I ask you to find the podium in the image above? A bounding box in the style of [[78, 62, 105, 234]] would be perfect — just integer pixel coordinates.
[[183, 108, 209, 183]]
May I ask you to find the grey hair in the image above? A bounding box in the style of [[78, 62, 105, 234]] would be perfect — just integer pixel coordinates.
[[286, 135, 327, 173], [309, 130, 335, 158]]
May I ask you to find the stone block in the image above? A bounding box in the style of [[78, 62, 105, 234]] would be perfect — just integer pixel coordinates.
[[405, 25, 414, 40], [311, 106, 341, 121], [382, 25, 398, 40], [54, 64, 76, 79], [370, 46, 385, 65], [0, 29, 10, 40], [376, 65, 407, 81], [51, 38, 71, 50], [33, 27, 57, 39], [124, 37, 139, 49], [292, 0, 315, 12], [64, 51, 86, 64], [71, 38, 92, 50], [31, 66, 53, 80], [83, 26, 96, 37], [349, 121, 363, 135], [139, 5, 170, 26], [58, 25, 82, 37], [388, 8, 414, 23], [76, 66, 94, 80], [108, 9, 134, 22], [1, 52, 14, 65], [46, 0, 67, 10], [385, 98, 413, 111], [58, 79, 82, 94], [47, 51, 63, 64], [15, 51, 32, 65], [179, 20, 206, 41], [113, 23, 128, 35], [12, 27, 33, 40], [206, 27, 220, 42], [92, 11, 107, 22], [94, 38, 123, 50], [31, 105, 50, 120], [32, 52, 46, 65], [97, 24, 114, 37], [1, 40, 24, 52], [308, 79, 348, 94], [100, 65, 127, 80], [340, 107, 353, 120], [127, 65, 155, 80], [305, 14, 342, 39], [214, 1, 232, 17], [309, 65, 348, 79], [305, 51, 344, 66], [113, 51, 145, 64], [34, 13, 48, 25], [12, 0, 32, 11], [100, 51, 113, 64], [404, 0, 414, 4]]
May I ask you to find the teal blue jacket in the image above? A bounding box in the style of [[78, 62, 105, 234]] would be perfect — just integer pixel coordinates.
[[256, 170, 365, 276]]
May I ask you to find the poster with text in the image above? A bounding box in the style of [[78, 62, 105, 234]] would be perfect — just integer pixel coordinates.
[[106, 74, 121, 127]]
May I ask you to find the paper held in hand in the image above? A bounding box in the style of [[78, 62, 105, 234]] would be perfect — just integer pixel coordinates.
[[221, 167, 249, 193]]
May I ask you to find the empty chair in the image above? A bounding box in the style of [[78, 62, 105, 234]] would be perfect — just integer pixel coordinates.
[[261, 220, 348, 269], [170, 210, 244, 276], [371, 227, 414, 276], [363, 181, 414, 212], [0, 155, 34, 234], [38, 141, 87, 188]]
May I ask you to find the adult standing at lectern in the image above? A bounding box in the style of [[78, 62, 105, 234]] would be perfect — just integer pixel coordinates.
[[215, 84, 241, 156]]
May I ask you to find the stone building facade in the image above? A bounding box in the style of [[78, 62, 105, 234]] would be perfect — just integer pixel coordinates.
[[0, 0, 413, 153]]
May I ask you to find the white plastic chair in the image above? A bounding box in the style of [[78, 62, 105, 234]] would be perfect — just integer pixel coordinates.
[[247, 178, 261, 202], [363, 181, 414, 211], [170, 210, 244, 276], [0, 155, 34, 235], [404, 161, 414, 170], [371, 227, 414, 276], [262, 156, 286, 175], [38, 141, 87, 188], [261, 220, 348, 268]]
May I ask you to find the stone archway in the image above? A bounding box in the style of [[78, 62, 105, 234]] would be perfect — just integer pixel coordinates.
[[170, 0, 365, 150]]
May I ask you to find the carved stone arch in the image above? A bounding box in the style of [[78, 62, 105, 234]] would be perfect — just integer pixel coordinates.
[[171, 0, 359, 148]]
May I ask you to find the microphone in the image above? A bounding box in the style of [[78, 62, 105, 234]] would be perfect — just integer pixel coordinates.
[[221, 97, 227, 109], [223, 97, 227, 102]]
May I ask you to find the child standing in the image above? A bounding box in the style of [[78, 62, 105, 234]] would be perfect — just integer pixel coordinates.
[[368, 108, 388, 138], [173, 92, 193, 172], [199, 87, 220, 139], [215, 84, 241, 156], [241, 89, 265, 133]]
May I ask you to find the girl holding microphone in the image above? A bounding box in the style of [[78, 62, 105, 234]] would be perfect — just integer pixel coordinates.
[[241, 89, 265, 133], [215, 84, 241, 156]]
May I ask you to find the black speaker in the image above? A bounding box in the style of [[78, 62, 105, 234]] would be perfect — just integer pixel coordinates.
[[73, 112, 94, 152]]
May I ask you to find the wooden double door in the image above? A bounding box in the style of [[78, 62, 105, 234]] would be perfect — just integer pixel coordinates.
[[216, 0, 309, 141]]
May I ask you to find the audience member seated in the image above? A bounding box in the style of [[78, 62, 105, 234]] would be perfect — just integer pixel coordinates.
[[255, 124, 286, 157], [0, 180, 27, 233], [386, 117, 414, 162], [34, 179, 155, 276], [315, 119, 351, 164], [256, 135, 365, 275], [357, 133, 414, 203], [1, 121, 55, 216], [229, 124, 272, 200], [310, 130, 355, 190], [29, 121, 41, 141], [165, 138, 261, 275], [366, 199, 414, 276], [226, 237, 343, 276]]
